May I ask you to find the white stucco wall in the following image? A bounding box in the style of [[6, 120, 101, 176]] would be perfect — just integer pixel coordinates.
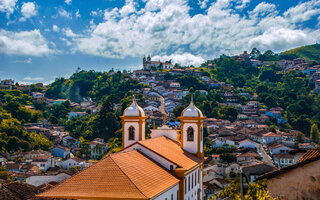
[[32, 157, 55, 171], [61, 159, 85, 170], [270, 146, 293, 155], [153, 183, 179, 200], [142, 122, 146, 140], [184, 167, 202, 200], [124, 122, 140, 148], [150, 127, 178, 141], [183, 123, 198, 154], [200, 125, 203, 154]]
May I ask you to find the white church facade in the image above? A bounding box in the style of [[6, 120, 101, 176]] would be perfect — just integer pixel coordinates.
[[39, 97, 205, 200], [143, 55, 173, 70]]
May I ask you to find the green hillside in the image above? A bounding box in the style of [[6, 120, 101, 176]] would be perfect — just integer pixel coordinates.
[[282, 43, 320, 61]]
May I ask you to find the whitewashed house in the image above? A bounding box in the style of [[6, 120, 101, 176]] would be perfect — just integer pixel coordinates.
[[31, 156, 55, 171], [60, 157, 86, 170], [263, 132, 283, 144], [273, 153, 295, 168], [211, 138, 235, 148], [269, 143, 293, 155], [238, 139, 256, 149]]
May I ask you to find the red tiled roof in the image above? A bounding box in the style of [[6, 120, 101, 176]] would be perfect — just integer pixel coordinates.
[[263, 132, 282, 137], [273, 153, 294, 159], [38, 150, 179, 199], [134, 136, 203, 170], [32, 156, 50, 162], [71, 157, 85, 163]]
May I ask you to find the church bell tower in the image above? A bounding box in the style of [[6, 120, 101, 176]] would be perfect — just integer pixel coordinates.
[[178, 96, 205, 158], [120, 97, 148, 149]]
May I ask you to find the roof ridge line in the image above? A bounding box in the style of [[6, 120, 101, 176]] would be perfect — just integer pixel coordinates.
[[137, 139, 183, 168], [109, 154, 148, 199]]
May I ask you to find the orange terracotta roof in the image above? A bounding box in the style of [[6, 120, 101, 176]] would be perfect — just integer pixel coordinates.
[[263, 132, 282, 137], [298, 149, 320, 163], [38, 150, 179, 199], [135, 136, 203, 170]]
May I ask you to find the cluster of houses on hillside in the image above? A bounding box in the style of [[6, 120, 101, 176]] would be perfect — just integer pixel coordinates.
[[0, 119, 108, 185], [0, 140, 107, 186], [201, 115, 317, 198], [225, 51, 320, 93]]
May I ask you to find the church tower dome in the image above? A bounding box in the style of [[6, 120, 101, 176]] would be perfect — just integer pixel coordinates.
[[123, 97, 145, 117], [181, 96, 203, 118], [120, 96, 148, 149]]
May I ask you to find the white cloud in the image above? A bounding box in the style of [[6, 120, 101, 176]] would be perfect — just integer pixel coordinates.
[[75, 9, 80, 18], [65, 0, 72, 5], [70, 0, 319, 61], [198, 0, 209, 9], [249, 2, 277, 18], [90, 9, 103, 17], [284, 0, 320, 23], [249, 28, 314, 52], [64, 28, 78, 37], [21, 2, 37, 19], [89, 19, 96, 29], [58, 8, 71, 19], [152, 53, 205, 67], [61, 37, 72, 46], [14, 58, 32, 64], [119, 0, 136, 17], [52, 25, 59, 32], [0, 0, 17, 18], [0, 29, 55, 56], [24, 76, 44, 81], [235, 0, 251, 10]]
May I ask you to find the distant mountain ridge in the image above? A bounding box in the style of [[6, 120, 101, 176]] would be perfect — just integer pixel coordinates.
[[282, 44, 320, 61]]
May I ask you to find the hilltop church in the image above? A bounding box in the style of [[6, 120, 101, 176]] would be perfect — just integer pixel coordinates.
[[143, 55, 173, 70], [39, 97, 205, 200]]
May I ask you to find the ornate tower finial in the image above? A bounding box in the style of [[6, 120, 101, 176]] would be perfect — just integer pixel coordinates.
[[133, 94, 136, 102], [191, 93, 194, 103]]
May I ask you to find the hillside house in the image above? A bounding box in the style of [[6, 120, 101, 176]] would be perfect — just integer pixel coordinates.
[[60, 157, 86, 170], [262, 132, 283, 144], [258, 149, 320, 200], [51, 146, 70, 159], [31, 156, 55, 171], [238, 139, 256, 149]]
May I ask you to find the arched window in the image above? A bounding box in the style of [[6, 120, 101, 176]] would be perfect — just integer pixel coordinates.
[[187, 127, 194, 141], [129, 126, 135, 140]]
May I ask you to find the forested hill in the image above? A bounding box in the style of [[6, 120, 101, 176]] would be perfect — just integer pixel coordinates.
[[282, 44, 320, 61], [45, 70, 143, 103]]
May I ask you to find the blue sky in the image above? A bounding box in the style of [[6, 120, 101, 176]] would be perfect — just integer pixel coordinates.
[[0, 0, 319, 84]]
